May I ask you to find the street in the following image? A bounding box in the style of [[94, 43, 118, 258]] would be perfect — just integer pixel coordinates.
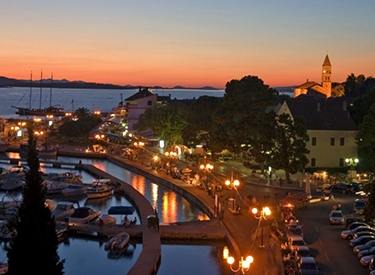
[[297, 192, 370, 275]]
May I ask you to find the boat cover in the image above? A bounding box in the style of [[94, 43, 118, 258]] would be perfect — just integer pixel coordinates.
[[108, 206, 135, 215]]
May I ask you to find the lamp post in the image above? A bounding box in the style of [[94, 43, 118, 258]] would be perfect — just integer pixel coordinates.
[[345, 158, 358, 180], [225, 171, 240, 193], [252, 206, 271, 249], [223, 246, 253, 274], [199, 163, 214, 186]]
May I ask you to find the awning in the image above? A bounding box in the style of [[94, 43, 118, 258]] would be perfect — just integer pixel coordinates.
[[108, 206, 135, 215]]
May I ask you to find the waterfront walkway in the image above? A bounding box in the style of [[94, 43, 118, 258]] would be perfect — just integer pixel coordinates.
[[76, 147, 304, 275]]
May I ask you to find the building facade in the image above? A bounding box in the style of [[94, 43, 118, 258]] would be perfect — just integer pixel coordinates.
[[275, 98, 358, 168]]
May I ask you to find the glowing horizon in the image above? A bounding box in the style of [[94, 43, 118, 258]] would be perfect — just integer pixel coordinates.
[[1, 1, 374, 89]]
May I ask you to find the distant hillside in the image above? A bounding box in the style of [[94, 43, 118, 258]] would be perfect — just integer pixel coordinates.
[[0, 76, 293, 91], [0, 76, 129, 89]]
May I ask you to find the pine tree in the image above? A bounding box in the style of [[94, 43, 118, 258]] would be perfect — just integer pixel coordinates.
[[6, 127, 64, 274]]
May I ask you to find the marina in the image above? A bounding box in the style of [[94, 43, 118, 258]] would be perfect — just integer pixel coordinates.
[[0, 152, 228, 275]]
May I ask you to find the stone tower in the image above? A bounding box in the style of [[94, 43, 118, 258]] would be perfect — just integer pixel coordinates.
[[321, 55, 332, 97]]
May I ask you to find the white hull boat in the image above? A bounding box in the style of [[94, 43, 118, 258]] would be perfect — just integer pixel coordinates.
[[68, 207, 101, 224], [86, 183, 113, 199], [62, 184, 89, 196], [52, 201, 76, 221]]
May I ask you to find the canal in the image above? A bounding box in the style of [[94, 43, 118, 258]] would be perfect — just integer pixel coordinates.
[[0, 155, 230, 275]]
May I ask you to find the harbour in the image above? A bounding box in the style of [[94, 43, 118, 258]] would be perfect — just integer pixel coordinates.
[[0, 150, 229, 275]]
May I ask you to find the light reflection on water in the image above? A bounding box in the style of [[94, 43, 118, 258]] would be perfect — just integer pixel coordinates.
[[0, 156, 225, 274]]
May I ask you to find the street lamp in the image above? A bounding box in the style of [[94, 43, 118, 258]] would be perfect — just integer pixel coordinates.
[[225, 175, 240, 190], [223, 246, 253, 274], [345, 158, 359, 180], [252, 206, 271, 249], [199, 163, 214, 185]]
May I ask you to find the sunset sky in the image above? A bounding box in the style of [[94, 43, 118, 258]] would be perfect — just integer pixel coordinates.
[[2, 1, 374, 88]]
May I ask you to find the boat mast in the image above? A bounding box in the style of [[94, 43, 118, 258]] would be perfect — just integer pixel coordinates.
[[50, 72, 53, 107], [29, 71, 32, 110], [39, 69, 43, 110]]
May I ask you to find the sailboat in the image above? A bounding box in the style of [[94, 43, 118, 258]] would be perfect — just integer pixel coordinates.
[[11, 71, 66, 117]]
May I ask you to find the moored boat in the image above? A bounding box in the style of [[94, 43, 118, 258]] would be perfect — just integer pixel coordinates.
[[0, 178, 25, 191], [62, 184, 89, 196], [68, 207, 101, 224], [104, 231, 130, 250], [52, 201, 77, 221], [47, 181, 70, 195], [98, 214, 116, 227], [86, 181, 113, 199]]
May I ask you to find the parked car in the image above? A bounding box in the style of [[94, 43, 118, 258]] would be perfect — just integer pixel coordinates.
[[358, 246, 375, 258], [353, 239, 375, 254], [329, 210, 345, 225], [355, 230, 375, 240], [350, 182, 363, 192], [293, 246, 311, 261], [297, 256, 320, 275], [342, 226, 374, 240], [346, 218, 366, 229], [350, 235, 375, 247], [290, 236, 307, 251], [354, 199, 367, 215], [287, 221, 303, 238], [360, 254, 374, 266], [330, 183, 354, 194]]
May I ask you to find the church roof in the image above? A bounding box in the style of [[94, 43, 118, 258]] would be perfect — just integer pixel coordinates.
[[283, 99, 358, 131], [323, 55, 331, 66], [295, 81, 319, 89]]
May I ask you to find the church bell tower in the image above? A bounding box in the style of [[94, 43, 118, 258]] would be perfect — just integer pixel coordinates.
[[322, 55, 332, 97]]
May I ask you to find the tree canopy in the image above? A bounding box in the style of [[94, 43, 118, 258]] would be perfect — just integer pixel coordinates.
[[134, 101, 189, 147], [212, 75, 278, 162], [269, 113, 309, 180]]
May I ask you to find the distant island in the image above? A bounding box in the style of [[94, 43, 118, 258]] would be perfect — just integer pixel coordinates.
[[0, 76, 219, 90]]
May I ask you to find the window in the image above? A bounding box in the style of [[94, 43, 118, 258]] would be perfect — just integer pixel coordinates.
[[147, 101, 152, 106], [311, 158, 316, 167], [339, 158, 344, 167], [330, 137, 335, 146], [340, 137, 345, 146], [312, 137, 317, 146]]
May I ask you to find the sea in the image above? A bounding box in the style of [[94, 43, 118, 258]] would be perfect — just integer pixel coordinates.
[[0, 87, 225, 118]]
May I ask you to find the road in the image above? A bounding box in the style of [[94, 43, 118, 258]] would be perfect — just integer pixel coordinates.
[[297, 191, 370, 275]]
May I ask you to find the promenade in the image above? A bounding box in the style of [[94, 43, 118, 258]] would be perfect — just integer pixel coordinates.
[[73, 145, 305, 275]]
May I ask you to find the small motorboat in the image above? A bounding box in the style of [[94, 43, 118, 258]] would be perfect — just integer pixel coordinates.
[[49, 172, 82, 183], [0, 220, 15, 240], [86, 181, 113, 199], [104, 232, 130, 250], [62, 184, 89, 196], [46, 181, 70, 195], [0, 178, 25, 191], [98, 214, 116, 227], [0, 194, 20, 211], [52, 201, 77, 221], [56, 224, 67, 240], [68, 207, 101, 224]]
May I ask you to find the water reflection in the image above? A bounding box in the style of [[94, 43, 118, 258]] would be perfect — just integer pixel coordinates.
[[57, 156, 209, 224], [152, 183, 158, 209], [131, 174, 146, 196], [162, 191, 177, 224]]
